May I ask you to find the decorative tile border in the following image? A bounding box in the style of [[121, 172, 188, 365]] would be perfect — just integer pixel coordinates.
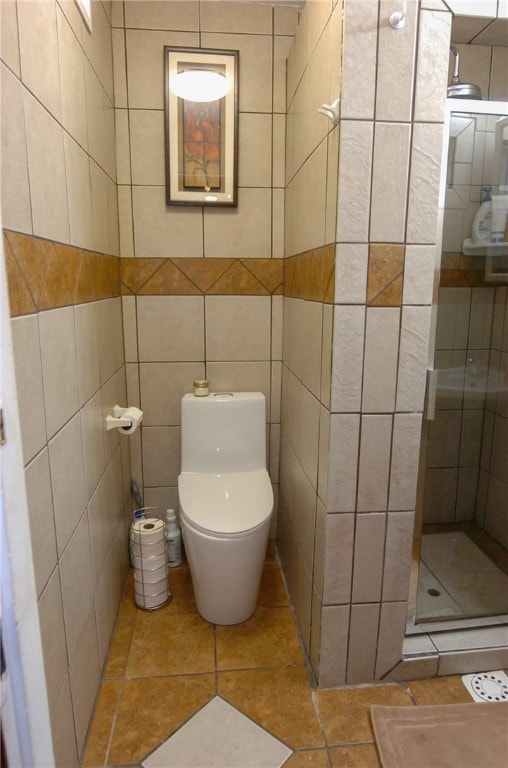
[[368, 244, 405, 306], [4, 230, 121, 317], [283, 245, 335, 303], [120, 257, 283, 296]]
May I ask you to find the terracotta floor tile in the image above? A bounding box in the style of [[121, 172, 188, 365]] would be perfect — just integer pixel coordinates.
[[408, 674, 473, 705], [216, 606, 304, 670], [218, 666, 324, 749], [284, 748, 330, 767], [81, 680, 121, 767], [126, 611, 215, 677], [315, 684, 413, 745], [108, 674, 215, 765], [166, 565, 199, 615], [103, 617, 135, 678], [328, 744, 382, 767], [258, 561, 290, 608]]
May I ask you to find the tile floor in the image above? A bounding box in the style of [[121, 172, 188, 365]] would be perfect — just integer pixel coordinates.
[[81, 544, 476, 768]]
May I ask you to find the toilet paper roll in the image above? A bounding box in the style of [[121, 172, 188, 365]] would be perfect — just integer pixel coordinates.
[[130, 518, 165, 546], [120, 406, 143, 434]]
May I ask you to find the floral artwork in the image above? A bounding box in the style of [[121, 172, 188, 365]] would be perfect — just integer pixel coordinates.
[[183, 100, 221, 191]]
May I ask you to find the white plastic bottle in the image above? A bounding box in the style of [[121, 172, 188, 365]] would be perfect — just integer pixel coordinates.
[[472, 187, 492, 244], [165, 509, 182, 567]]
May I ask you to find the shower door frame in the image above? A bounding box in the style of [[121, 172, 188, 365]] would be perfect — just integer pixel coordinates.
[[406, 98, 508, 634]]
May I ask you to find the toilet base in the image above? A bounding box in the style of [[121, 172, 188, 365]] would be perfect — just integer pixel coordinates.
[[181, 518, 271, 625]]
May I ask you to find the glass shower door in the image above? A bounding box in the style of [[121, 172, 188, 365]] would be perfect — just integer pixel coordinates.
[[414, 101, 508, 623]]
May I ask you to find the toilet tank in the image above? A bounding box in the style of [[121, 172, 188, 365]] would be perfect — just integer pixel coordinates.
[[181, 392, 267, 473]]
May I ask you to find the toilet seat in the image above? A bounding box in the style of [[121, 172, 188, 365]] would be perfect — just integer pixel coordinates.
[[178, 469, 273, 536]]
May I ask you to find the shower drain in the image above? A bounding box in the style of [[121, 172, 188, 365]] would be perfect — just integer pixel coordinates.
[[462, 670, 508, 703]]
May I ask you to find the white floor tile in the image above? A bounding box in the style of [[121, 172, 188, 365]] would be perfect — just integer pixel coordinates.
[[142, 696, 292, 768]]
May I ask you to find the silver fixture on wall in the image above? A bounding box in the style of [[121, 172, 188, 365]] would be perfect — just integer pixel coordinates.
[[447, 47, 482, 100]]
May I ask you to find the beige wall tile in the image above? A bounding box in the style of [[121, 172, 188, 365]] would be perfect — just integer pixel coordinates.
[[321, 304, 333, 408], [323, 513, 354, 604], [273, 114, 286, 187], [370, 123, 411, 243], [414, 8, 451, 123], [97, 298, 124, 384], [271, 361, 282, 423], [331, 305, 365, 412], [87, 475, 111, 587], [490, 47, 508, 100], [201, 1, 272, 33], [126, 29, 199, 109], [272, 294, 284, 360], [299, 386, 321, 489], [137, 296, 204, 361], [469, 287, 495, 349], [11, 315, 47, 464], [115, 109, 131, 185], [407, 122, 443, 245], [17, 0, 62, 119], [0, 64, 32, 233], [129, 110, 165, 185], [112, 28, 128, 108], [375, 601, 407, 679], [64, 135, 93, 250], [239, 113, 272, 188], [352, 513, 386, 603], [288, 3, 309, 106], [382, 513, 414, 601], [203, 188, 271, 258], [304, 26, 331, 162], [24, 90, 70, 243], [25, 450, 57, 597], [362, 308, 400, 413], [50, 677, 78, 767], [38, 568, 68, 713], [273, 188, 285, 259], [90, 161, 112, 254], [274, 35, 293, 113], [293, 140, 328, 254], [205, 362, 271, 406], [337, 121, 373, 243], [403, 245, 436, 305], [325, 126, 339, 246], [376, 0, 418, 122], [287, 298, 323, 398], [274, 4, 299, 36], [341, 0, 378, 119], [327, 414, 360, 512], [133, 186, 204, 258], [59, 511, 94, 660], [122, 296, 138, 363], [69, 608, 101, 754], [81, 391, 107, 499], [202, 32, 273, 113], [39, 306, 79, 438], [48, 414, 87, 555], [75, 301, 101, 403], [389, 413, 422, 511], [94, 518, 129, 666], [318, 406, 330, 505], [1, 0, 20, 75], [396, 306, 432, 412], [124, 0, 199, 30], [84, 1, 114, 100], [319, 604, 349, 687], [346, 603, 380, 684], [309, 0, 333, 56], [142, 425, 181, 486], [118, 185, 134, 257], [111, 0, 124, 27], [205, 296, 271, 361], [57, 6, 88, 150], [139, 362, 205, 426], [357, 415, 392, 512]]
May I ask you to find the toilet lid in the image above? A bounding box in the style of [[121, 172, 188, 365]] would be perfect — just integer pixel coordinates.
[[178, 470, 273, 535]]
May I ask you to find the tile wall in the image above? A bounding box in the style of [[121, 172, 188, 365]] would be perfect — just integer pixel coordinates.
[[280, 0, 508, 688], [113, 0, 298, 521], [1, 1, 129, 764]]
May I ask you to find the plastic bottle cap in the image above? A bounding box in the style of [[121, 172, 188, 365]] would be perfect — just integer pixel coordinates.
[[193, 379, 209, 396]]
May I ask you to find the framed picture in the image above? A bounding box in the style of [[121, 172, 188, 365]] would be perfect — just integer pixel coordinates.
[[164, 47, 239, 207]]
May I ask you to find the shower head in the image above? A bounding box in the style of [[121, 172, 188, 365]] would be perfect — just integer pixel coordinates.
[[447, 47, 482, 100]]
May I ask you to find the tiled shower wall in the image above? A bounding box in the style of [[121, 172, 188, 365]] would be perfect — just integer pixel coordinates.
[[113, 1, 298, 520], [1, 2, 129, 764]]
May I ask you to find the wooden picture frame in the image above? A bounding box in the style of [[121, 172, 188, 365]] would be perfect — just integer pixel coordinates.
[[164, 47, 239, 207]]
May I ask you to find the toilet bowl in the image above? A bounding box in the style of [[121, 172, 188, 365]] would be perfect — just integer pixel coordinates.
[[178, 392, 273, 625]]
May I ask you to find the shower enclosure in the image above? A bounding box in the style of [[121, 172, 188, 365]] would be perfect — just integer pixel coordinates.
[[410, 99, 508, 626]]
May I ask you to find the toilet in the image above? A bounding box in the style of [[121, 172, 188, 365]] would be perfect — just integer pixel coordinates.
[[178, 391, 273, 625]]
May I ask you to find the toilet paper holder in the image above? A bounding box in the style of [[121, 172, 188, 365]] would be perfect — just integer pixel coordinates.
[[106, 405, 143, 433]]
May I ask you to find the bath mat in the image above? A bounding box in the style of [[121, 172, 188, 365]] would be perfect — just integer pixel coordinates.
[[371, 701, 508, 768]]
